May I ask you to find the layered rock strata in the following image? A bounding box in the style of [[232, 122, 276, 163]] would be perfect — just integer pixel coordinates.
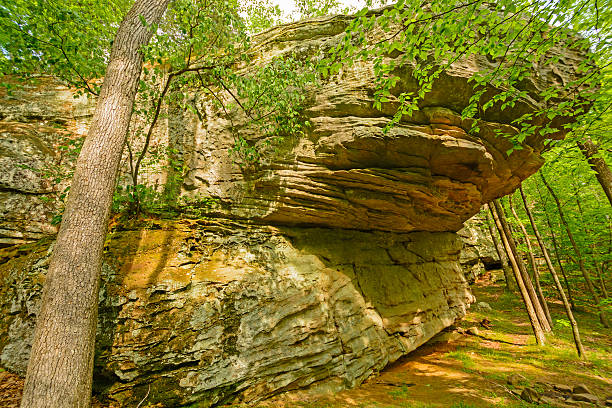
[[182, 14, 584, 232], [458, 213, 501, 282], [0, 14, 586, 242], [0, 220, 472, 406], [0, 78, 93, 247]]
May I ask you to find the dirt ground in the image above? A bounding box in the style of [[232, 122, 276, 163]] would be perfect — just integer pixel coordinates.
[[0, 371, 23, 408]]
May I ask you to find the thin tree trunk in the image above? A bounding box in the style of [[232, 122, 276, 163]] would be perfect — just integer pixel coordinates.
[[509, 194, 553, 327], [573, 182, 610, 300], [602, 221, 612, 298], [520, 185, 585, 358], [596, 264, 609, 298], [494, 199, 552, 332], [489, 201, 546, 345], [484, 203, 514, 290], [20, 2, 171, 407], [540, 172, 610, 328], [537, 183, 577, 310], [577, 137, 612, 207]]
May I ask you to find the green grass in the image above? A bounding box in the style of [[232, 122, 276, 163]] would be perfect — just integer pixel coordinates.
[[444, 350, 476, 370], [388, 385, 412, 398]]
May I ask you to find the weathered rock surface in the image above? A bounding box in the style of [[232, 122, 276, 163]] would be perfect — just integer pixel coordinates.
[[510, 380, 607, 408], [0, 78, 93, 247], [1, 13, 586, 241], [458, 213, 500, 282], [181, 14, 585, 233], [0, 10, 589, 407], [0, 220, 472, 406]]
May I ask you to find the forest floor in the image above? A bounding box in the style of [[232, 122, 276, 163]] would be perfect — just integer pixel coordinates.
[[244, 273, 612, 408], [1, 273, 610, 408]]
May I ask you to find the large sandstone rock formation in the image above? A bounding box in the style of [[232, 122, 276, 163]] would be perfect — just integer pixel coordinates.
[[0, 11, 584, 407], [0, 221, 472, 406], [183, 14, 583, 233], [1, 14, 584, 243]]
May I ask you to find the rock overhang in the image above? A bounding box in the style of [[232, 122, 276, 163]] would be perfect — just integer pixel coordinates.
[[0, 10, 590, 239], [0, 9, 591, 405], [187, 13, 585, 233]]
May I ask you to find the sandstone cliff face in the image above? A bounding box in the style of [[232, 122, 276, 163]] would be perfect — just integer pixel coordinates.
[[0, 11, 585, 407], [458, 213, 501, 283], [0, 78, 93, 247], [0, 221, 472, 406], [0, 15, 585, 241]]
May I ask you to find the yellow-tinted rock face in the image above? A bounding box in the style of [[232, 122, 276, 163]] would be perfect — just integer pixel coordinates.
[[0, 220, 473, 406], [0, 77, 94, 246], [1, 14, 587, 240]]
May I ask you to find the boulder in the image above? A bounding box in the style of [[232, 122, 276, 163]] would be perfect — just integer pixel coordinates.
[[427, 331, 463, 344], [555, 383, 574, 394], [570, 394, 600, 405], [521, 387, 541, 404], [573, 384, 594, 396], [0, 220, 474, 406], [507, 373, 527, 386], [474, 302, 492, 312]]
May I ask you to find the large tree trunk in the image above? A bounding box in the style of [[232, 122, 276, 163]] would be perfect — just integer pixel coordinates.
[[540, 172, 610, 328], [484, 204, 514, 291], [495, 200, 552, 332], [489, 201, 547, 345], [20, 1, 170, 407], [508, 194, 553, 327], [519, 185, 585, 358], [577, 137, 612, 206]]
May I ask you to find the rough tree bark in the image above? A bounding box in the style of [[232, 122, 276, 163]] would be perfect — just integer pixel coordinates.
[[577, 137, 612, 206], [508, 194, 553, 327], [489, 201, 546, 345], [484, 203, 515, 291], [494, 200, 552, 332], [20, 1, 171, 407], [519, 185, 585, 358], [540, 172, 610, 328]]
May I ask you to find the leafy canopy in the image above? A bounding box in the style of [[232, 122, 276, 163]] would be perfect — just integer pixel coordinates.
[[0, 0, 131, 95], [323, 0, 607, 151]]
